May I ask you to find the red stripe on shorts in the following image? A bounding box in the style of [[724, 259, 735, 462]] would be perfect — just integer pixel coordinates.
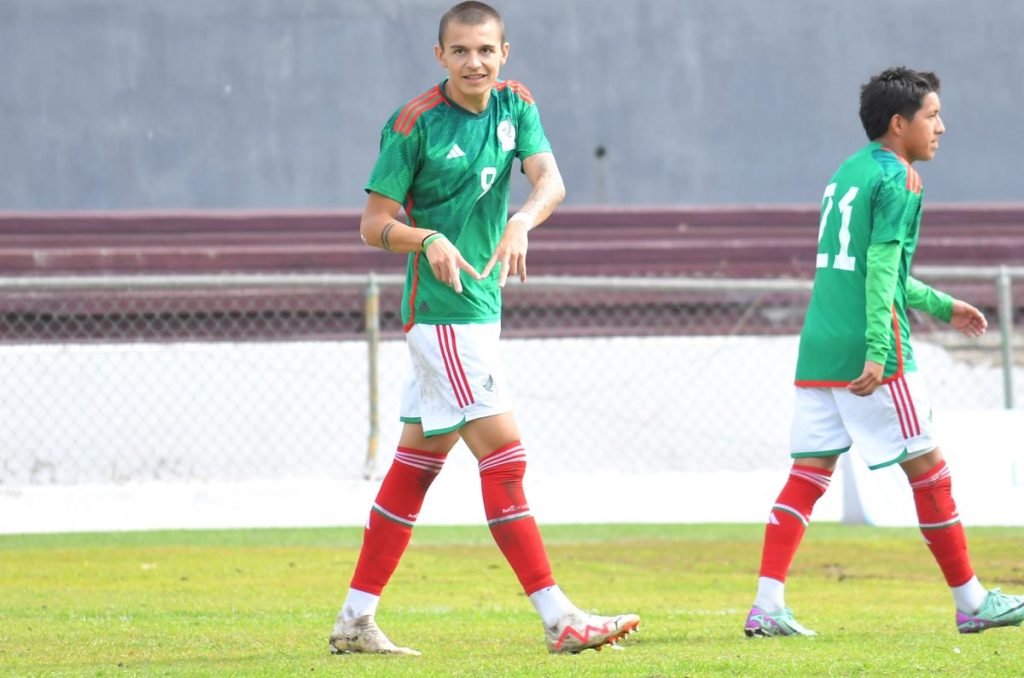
[[888, 381, 910, 439], [436, 325, 475, 408], [895, 376, 921, 436], [444, 326, 475, 405], [432, 325, 464, 405]]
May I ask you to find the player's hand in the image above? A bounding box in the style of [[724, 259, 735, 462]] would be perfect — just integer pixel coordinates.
[[950, 299, 987, 338], [847, 361, 884, 396], [482, 214, 532, 287], [424, 235, 481, 294]]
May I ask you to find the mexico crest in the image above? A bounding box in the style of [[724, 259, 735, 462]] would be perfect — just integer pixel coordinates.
[[497, 119, 516, 152]]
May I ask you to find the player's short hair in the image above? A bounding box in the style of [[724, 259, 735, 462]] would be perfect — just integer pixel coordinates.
[[438, 1, 505, 47], [859, 67, 941, 140]]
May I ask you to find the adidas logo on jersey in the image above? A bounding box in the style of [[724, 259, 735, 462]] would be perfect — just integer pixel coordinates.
[[419, 300, 430, 312], [446, 144, 466, 159]]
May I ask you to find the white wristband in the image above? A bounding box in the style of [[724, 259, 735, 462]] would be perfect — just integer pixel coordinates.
[[510, 211, 535, 230]]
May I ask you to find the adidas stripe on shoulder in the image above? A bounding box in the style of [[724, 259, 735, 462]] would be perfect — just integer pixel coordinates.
[[496, 80, 536, 105], [393, 85, 448, 136]]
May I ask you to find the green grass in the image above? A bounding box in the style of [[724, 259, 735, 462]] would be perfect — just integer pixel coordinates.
[[1, 523, 1023, 676]]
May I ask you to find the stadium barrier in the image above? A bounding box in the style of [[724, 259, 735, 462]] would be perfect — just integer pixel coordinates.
[[0, 269, 1020, 532]]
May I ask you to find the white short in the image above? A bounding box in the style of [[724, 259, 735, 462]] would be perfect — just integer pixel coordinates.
[[400, 322, 513, 437], [789, 371, 937, 470]]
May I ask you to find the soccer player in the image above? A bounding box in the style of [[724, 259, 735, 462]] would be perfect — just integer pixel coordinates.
[[328, 2, 640, 656], [744, 67, 1024, 637]]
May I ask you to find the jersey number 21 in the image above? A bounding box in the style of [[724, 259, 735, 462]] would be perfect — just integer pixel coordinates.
[[817, 183, 859, 271]]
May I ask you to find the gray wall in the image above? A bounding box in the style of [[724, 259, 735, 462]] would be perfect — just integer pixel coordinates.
[[2, 0, 1022, 210]]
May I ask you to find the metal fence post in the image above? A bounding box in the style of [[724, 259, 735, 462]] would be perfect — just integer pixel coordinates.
[[997, 265, 1015, 409], [363, 272, 380, 479]]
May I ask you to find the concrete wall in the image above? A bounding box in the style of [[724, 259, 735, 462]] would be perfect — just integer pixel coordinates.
[[2, 0, 1022, 210]]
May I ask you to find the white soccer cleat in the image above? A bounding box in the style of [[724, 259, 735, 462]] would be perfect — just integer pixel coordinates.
[[544, 609, 641, 653], [329, 614, 421, 656]]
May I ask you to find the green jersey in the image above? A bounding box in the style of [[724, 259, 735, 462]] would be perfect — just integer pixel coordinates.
[[795, 142, 925, 385], [365, 79, 552, 328]]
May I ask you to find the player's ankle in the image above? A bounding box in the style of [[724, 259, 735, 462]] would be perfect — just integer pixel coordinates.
[[754, 576, 786, 612]]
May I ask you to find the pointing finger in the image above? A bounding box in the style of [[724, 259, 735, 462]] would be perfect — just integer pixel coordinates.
[[480, 254, 497, 279], [498, 257, 510, 288], [459, 257, 482, 280]]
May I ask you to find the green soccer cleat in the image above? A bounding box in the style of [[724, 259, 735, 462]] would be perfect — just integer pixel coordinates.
[[744, 606, 817, 637], [956, 589, 1024, 634]]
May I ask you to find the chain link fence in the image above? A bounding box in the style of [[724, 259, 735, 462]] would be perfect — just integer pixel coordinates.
[[0, 269, 1019, 488]]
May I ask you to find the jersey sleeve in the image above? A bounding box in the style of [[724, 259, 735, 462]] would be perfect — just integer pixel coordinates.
[[870, 174, 916, 245], [907, 275, 954, 322], [864, 241, 902, 364], [514, 96, 552, 161], [364, 113, 422, 204]]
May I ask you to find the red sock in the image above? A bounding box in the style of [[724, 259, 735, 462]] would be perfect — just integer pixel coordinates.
[[349, 447, 446, 595], [758, 464, 833, 582], [478, 441, 555, 595], [910, 460, 974, 587]]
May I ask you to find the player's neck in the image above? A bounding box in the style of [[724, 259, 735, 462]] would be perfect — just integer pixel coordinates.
[[876, 135, 913, 165], [444, 80, 490, 114]]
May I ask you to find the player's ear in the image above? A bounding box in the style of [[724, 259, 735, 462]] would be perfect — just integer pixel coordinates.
[[500, 42, 509, 64], [434, 44, 445, 67], [888, 113, 905, 137]]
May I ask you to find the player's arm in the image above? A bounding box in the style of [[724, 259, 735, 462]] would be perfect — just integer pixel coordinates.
[[482, 152, 565, 286], [360, 192, 430, 254], [906, 275, 953, 319], [360, 191, 481, 293], [849, 241, 901, 396], [516, 151, 566, 231], [907, 275, 987, 337]]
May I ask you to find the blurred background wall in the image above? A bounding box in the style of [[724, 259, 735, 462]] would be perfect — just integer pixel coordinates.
[[2, 0, 1022, 211]]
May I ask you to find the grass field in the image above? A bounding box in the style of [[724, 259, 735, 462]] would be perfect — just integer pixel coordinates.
[[2, 523, 1022, 676]]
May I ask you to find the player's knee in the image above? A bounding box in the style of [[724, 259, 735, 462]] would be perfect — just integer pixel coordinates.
[[477, 441, 527, 483], [792, 456, 838, 473], [901, 446, 944, 479]]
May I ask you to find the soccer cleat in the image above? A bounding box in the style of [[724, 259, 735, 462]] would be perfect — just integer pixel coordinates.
[[329, 614, 421, 656], [956, 588, 1024, 634], [545, 609, 641, 653], [744, 606, 817, 637]]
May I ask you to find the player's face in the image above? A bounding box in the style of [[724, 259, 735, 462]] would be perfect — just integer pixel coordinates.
[[902, 92, 945, 162], [435, 19, 508, 112]]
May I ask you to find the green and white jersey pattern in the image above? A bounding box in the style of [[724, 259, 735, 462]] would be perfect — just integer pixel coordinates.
[[365, 79, 551, 328], [795, 142, 924, 385]]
